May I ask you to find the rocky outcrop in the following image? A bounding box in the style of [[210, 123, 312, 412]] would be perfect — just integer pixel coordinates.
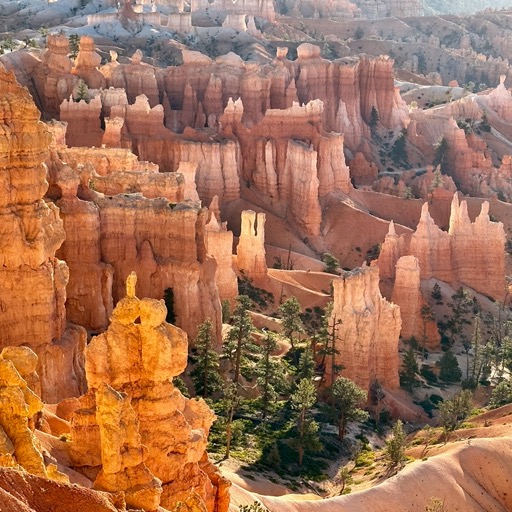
[[391, 256, 439, 348], [448, 195, 506, 301], [329, 265, 401, 391], [0, 347, 68, 483], [205, 197, 238, 304], [374, 221, 407, 281], [220, 98, 350, 235], [70, 274, 230, 512], [71, 36, 106, 90], [33, 34, 78, 119], [237, 210, 268, 284], [52, 161, 114, 332], [378, 193, 506, 301], [0, 66, 85, 402], [409, 202, 453, 283], [60, 94, 104, 148], [0, 347, 46, 477]]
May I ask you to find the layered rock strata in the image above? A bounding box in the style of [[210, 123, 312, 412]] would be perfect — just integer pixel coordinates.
[[236, 210, 268, 283], [376, 193, 505, 346], [0, 347, 68, 483], [329, 265, 401, 391], [0, 66, 85, 402], [70, 274, 230, 512]]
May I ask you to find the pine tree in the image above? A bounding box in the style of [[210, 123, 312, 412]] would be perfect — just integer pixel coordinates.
[[369, 106, 379, 136], [385, 419, 407, 467], [223, 295, 256, 387], [429, 166, 444, 191], [279, 296, 304, 352], [438, 390, 472, 438], [400, 346, 419, 391], [69, 33, 80, 59], [316, 302, 344, 391], [296, 347, 315, 381], [322, 252, 340, 275], [331, 377, 368, 440], [190, 319, 222, 399], [290, 379, 322, 466], [74, 79, 90, 103], [438, 350, 462, 383], [255, 331, 289, 418], [433, 137, 448, 170], [223, 382, 240, 458], [420, 305, 435, 358]]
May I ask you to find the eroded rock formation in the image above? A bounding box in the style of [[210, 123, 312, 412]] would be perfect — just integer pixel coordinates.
[[0, 66, 85, 402], [70, 273, 230, 512], [329, 265, 401, 391], [237, 210, 268, 284], [0, 346, 68, 483]]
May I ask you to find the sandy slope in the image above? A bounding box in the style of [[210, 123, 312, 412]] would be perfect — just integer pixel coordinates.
[[229, 406, 512, 512]]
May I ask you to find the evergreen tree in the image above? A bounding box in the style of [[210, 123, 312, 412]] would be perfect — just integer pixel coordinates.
[[489, 381, 512, 408], [255, 331, 289, 418], [223, 295, 256, 387], [322, 252, 340, 275], [74, 79, 90, 103], [391, 129, 408, 166], [429, 166, 444, 191], [316, 302, 343, 389], [223, 382, 240, 458], [369, 106, 379, 136], [289, 379, 322, 466], [385, 419, 407, 467], [296, 347, 315, 381], [331, 377, 369, 440], [433, 137, 448, 171], [438, 389, 472, 437], [190, 319, 222, 399], [369, 379, 385, 423], [279, 296, 304, 351], [420, 305, 435, 358], [480, 110, 491, 132], [69, 33, 80, 59], [437, 350, 462, 383], [445, 287, 473, 348], [400, 346, 419, 391]]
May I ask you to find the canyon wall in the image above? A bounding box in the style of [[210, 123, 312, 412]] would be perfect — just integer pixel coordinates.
[[0, 66, 85, 402], [329, 265, 401, 391]]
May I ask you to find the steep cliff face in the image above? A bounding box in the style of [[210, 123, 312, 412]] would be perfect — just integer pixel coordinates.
[[221, 98, 350, 235], [409, 202, 453, 283], [376, 194, 505, 346], [329, 265, 401, 391], [53, 162, 114, 332], [205, 197, 239, 304], [33, 34, 77, 119], [391, 256, 439, 348], [237, 210, 268, 283], [70, 274, 230, 512], [0, 66, 85, 402], [448, 195, 506, 301]]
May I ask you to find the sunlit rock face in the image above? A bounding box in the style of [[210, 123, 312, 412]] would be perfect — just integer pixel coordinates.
[[328, 265, 401, 392], [0, 65, 86, 403], [70, 274, 231, 512]]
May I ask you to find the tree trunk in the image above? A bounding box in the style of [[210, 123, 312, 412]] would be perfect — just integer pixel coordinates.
[[338, 415, 346, 440], [234, 331, 243, 385]]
